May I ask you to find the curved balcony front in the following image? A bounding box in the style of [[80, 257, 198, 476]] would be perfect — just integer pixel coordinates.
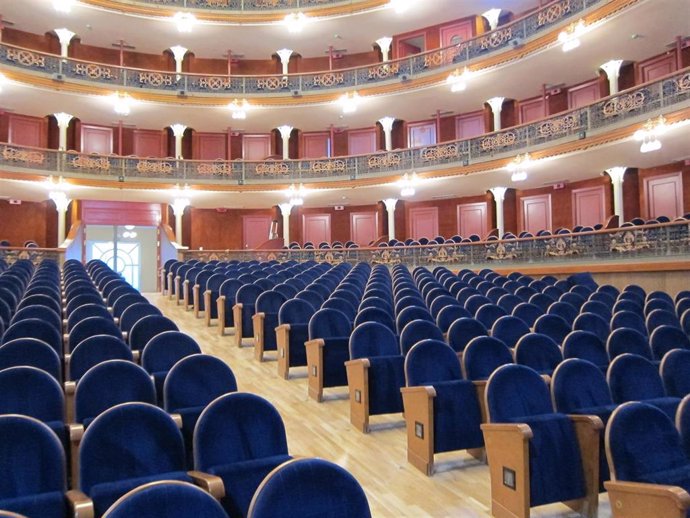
[[0, 0, 623, 103]]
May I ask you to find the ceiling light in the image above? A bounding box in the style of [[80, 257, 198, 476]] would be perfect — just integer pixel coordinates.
[[558, 19, 586, 52], [110, 91, 132, 116], [286, 183, 306, 206], [339, 91, 360, 114], [388, 0, 413, 14], [53, 0, 75, 13], [399, 172, 419, 197], [227, 99, 250, 119], [284, 12, 308, 33], [506, 153, 532, 172], [634, 115, 667, 153], [173, 12, 197, 33], [511, 171, 527, 182], [446, 67, 471, 92]]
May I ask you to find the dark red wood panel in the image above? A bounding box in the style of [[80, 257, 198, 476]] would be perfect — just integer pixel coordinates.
[[350, 211, 378, 245], [455, 111, 485, 139], [348, 128, 377, 155], [303, 214, 332, 244], [645, 172, 683, 219], [457, 202, 488, 238], [521, 194, 552, 234], [572, 186, 606, 227], [80, 124, 113, 154], [7, 114, 47, 148], [242, 134, 272, 160], [408, 207, 439, 240], [301, 132, 331, 158], [519, 97, 545, 124], [192, 132, 228, 160], [637, 54, 675, 83], [133, 129, 166, 158], [567, 79, 600, 109], [81, 201, 162, 226], [407, 121, 437, 148], [242, 215, 272, 249], [440, 20, 474, 47]]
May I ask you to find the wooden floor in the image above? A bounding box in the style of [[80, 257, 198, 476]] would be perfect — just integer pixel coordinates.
[[150, 292, 613, 518]]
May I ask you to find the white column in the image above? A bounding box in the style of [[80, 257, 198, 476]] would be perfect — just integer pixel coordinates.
[[54, 28, 75, 58], [279, 203, 293, 246], [277, 48, 293, 77], [378, 117, 395, 151], [490, 187, 508, 238], [171, 197, 190, 244], [383, 198, 398, 241], [277, 125, 293, 160], [169, 45, 188, 79], [49, 191, 71, 244], [486, 97, 505, 131], [606, 167, 627, 221], [600, 60, 624, 95], [53, 112, 73, 151], [482, 9, 502, 30], [376, 37, 393, 62], [170, 124, 187, 159]]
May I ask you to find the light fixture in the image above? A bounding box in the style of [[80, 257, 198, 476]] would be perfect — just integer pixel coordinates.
[[110, 91, 132, 116], [0, 72, 6, 94], [173, 12, 197, 33], [511, 171, 528, 182], [399, 172, 419, 197], [124, 225, 135, 230], [286, 183, 306, 206], [53, 0, 75, 13], [45, 175, 69, 190], [446, 67, 471, 92], [506, 153, 531, 182], [48, 190, 71, 212], [388, 0, 413, 14], [227, 99, 250, 119], [284, 12, 308, 33], [634, 115, 667, 153], [558, 19, 586, 52], [122, 230, 138, 239], [171, 197, 190, 216], [338, 91, 361, 114]]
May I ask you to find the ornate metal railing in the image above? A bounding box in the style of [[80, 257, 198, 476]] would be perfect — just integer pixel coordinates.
[[180, 220, 690, 269], [0, 68, 687, 185], [0, 0, 608, 96], [0, 247, 64, 265], [84, 0, 381, 13]]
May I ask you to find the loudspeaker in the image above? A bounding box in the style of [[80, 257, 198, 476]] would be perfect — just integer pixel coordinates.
[[52, 73, 64, 82], [509, 37, 525, 49], [400, 74, 410, 82], [292, 89, 301, 97]]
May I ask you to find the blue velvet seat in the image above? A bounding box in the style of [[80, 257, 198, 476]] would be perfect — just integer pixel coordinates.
[[435, 305, 471, 334], [464, 294, 492, 315], [105, 285, 138, 309], [512, 302, 543, 328], [66, 316, 121, 354], [613, 298, 643, 316], [111, 294, 147, 321], [581, 300, 612, 322], [562, 330, 609, 370], [651, 325, 690, 361], [232, 284, 264, 345], [102, 480, 228, 518], [119, 303, 162, 337], [547, 301, 578, 326], [10, 305, 62, 333], [69, 335, 132, 382], [79, 403, 192, 517], [75, 360, 157, 429], [644, 298, 676, 317], [514, 332, 562, 375], [446, 317, 488, 354], [677, 395, 690, 459], [608, 353, 680, 419], [491, 315, 530, 349], [0, 415, 73, 518], [560, 292, 586, 311], [354, 307, 396, 333], [141, 331, 201, 404], [276, 299, 314, 379], [395, 306, 433, 335], [402, 339, 484, 475], [129, 315, 179, 352], [647, 309, 682, 335], [252, 291, 288, 361], [661, 349, 690, 398], [498, 294, 523, 314], [400, 319, 444, 355], [607, 327, 652, 360], [588, 291, 616, 308], [1, 318, 62, 357], [322, 297, 357, 322], [247, 458, 371, 518], [533, 314, 571, 345], [195, 393, 292, 518], [66, 304, 112, 332], [218, 279, 243, 328], [462, 336, 513, 381], [573, 312, 610, 343], [529, 293, 555, 313], [0, 338, 62, 381], [475, 303, 507, 330], [605, 401, 690, 516], [611, 310, 648, 337], [484, 364, 597, 515]]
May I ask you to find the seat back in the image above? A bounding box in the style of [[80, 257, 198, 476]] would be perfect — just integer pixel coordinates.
[[611, 310, 647, 337], [491, 316, 530, 349], [607, 328, 651, 360], [573, 312, 610, 343], [400, 320, 444, 355], [278, 299, 315, 325], [462, 336, 513, 381], [120, 303, 162, 335], [512, 303, 543, 328], [354, 307, 396, 333], [349, 322, 399, 360], [608, 353, 667, 403], [141, 331, 201, 374], [552, 359, 613, 413], [164, 354, 238, 412], [650, 325, 690, 361], [562, 330, 608, 368], [0, 366, 64, 423], [534, 314, 571, 345], [514, 333, 563, 374], [1, 319, 62, 356], [486, 364, 552, 421], [660, 349, 690, 398], [547, 301, 578, 326], [308, 309, 352, 340], [70, 335, 133, 382], [129, 315, 179, 351], [0, 338, 61, 382]]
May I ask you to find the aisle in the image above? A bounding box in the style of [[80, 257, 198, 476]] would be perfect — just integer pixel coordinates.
[[150, 292, 611, 518]]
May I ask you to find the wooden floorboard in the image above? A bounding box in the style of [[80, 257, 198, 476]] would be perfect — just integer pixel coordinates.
[[150, 292, 613, 518]]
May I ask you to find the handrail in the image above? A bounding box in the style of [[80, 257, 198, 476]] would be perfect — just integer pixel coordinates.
[[0, 67, 687, 186], [0, 0, 611, 96]]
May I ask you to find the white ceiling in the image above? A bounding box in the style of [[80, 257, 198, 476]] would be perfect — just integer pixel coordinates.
[[0, 0, 536, 58], [2, 123, 688, 208], [0, 0, 686, 133]]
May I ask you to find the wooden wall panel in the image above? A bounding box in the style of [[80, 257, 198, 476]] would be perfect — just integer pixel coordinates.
[[350, 212, 379, 245], [644, 172, 683, 219], [521, 194, 552, 234], [572, 185, 606, 227], [637, 53, 676, 83], [300, 132, 331, 158], [457, 202, 488, 238], [0, 200, 52, 247], [302, 213, 332, 244], [192, 132, 228, 160], [407, 121, 437, 148], [348, 128, 378, 155], [7, 114, 47, 148], [81, 201, 162, 226], [408, 207, 439, 240], [132, 129, 166, 158], [242, 134, 272, 160], [289, 204, 382, 245], [439, 19, 474, 47], [567, 78, 601, 109], [242, 215, 273, 249], [518, 97, 545, 124], [455, 111, 485, 139], [187, 208, 275, 249], [80, 124, 113, 154]]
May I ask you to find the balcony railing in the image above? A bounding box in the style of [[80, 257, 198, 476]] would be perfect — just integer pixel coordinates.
[[0, 0, 607, 96], [85, 0, 382, 13], [0, 68, 687, 185], [179, 220, 690, 269]]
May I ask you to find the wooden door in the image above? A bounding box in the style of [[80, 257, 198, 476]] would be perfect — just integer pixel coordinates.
[[192, 132, 228, 160], [519, 97, 545, 124], [242, 215, 272, 249], [303, 214, 332, 244], [242, 134, 271, 160], [645, 172, 683, 219], [348, 129, 377, 155], [301, 132, 330, 158], [133, 129, 166, 158], [572, 186, 606, 227], [521, 194, 552, 234], [407, 121, 436, 148], [440, 20, 474, 47], [408, 207, 439, 240], [568, 79, 600, 109], [81, 124, 113, 154], [455, 111, 485, 139], [8, 114, 47, 148], [350, 212, 379, 245], [457, 202, 488, 238], [637, 54, 676, 83]]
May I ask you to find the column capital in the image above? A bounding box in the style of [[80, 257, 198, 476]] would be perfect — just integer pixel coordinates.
[[486, 97, 505, 113], [605, 166, 627, 184], [276, 48, 293, 63], [378, 117, 396, 132], [490, 186, 508, 202], [600, 59, 624, 77], [169, 45, 188, 62], [171, 197, 190, 216], [54, 28, 76, 45], [383, 198, 398, 212], [49, 190, 71, 212], [53, 112, 74, 128], [277, 125, 294, 139], [278, 202, 293, 216], [170, 124, 187, 137], [482, 8, 502, 30], [375, 37, 393, 51]]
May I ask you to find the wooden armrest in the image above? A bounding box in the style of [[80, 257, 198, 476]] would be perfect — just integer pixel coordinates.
[[345, 359, 371, 432], [481, 423, 533, 436], [605, 481, 690, 518], [305, 339, 326, 402], [188, 471, 226, 500], [69, 423, 84, 444], [276, 323, 291, 332], [253, 313, 266, 360], [66, 489, 94, 518], [276, 324, 292, 379], [64, 381, 76, 395], [401, 385, 437, 397], [170, 413, 183, 428], [569, 414, 604, 430], [305, 338, 325, 350], [401, 385, 436, 475]]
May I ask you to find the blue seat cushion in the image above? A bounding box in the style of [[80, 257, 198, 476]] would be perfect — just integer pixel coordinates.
[[509, 413, 585, 507], [288, 325, 308, 367], [0, 491, 66, 518], [645, 397, 681, 421], [322, 338, 350, 388], [178, 406, 205, 470], [639, 464, 690, 494], [433, 381, 484, 454], [574, 406, 617, 491], [366, 356, 405, 416], [209, 454, 292, 518], [89, 471, 191, 516]]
